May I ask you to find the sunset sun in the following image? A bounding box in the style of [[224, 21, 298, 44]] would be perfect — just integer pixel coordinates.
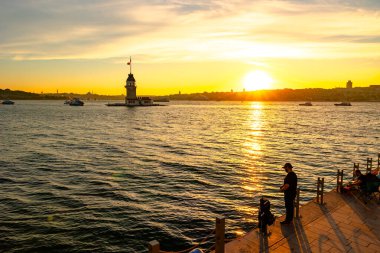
[[243, 70, 274, 91]]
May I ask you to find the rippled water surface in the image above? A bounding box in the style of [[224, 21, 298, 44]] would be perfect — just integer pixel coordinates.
[[0, 101, 379, 252]]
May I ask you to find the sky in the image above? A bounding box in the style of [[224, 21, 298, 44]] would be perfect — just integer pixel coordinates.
[[0, 0, 380, 95]]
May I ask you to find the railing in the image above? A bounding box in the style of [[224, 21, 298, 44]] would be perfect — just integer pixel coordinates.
[[352, 153, 379, 179], [316, 177, 325, 204], [353, 163, 359, 180], [366, 158, 373, 174], [336, 169, 344, 193]]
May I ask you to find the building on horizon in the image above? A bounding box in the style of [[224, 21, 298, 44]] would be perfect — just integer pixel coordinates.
[[346, 80, 353, 89]]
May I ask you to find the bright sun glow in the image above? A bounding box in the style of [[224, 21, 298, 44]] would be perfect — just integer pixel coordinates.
[[243, 70, 274, 91]]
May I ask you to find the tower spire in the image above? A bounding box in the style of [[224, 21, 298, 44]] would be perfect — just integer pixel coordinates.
[[127, 57, 132, 74]]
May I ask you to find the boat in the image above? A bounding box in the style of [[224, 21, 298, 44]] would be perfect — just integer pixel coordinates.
[[334, 102, 351, 106], [69, 98, 84, 106], [299, 101, 312, 106], [2, 100, 15, 105]]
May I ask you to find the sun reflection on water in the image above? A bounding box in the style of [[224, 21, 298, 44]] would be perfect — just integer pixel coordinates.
[[241, 102, 265, 197], [243, 102, 263, 154]]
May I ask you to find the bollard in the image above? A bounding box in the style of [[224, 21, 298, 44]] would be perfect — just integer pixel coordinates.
[[366, 158, 372, 174], [215, 216, 225, 253], [353, 163, 359, 180], [336, 169, 344, 193], [148, 240, 160, 253], [295, 187, 300, 218]]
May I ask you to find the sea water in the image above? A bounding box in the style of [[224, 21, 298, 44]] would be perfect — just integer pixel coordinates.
[[0, 101, 378, 252]]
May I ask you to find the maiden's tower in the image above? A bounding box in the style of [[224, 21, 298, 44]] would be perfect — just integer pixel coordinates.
[[107, 57, 156, 106]]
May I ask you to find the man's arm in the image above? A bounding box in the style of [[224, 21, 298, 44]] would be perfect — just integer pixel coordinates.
[[280, 184, 289, 191]]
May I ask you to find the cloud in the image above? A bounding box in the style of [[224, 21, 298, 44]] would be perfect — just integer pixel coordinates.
[[0, 0, 379, 61], [323, 35, 380, 43], [0, 0, 175, 58]]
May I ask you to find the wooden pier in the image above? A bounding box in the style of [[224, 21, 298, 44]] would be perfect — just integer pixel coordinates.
[[149, 154, 380, 253], [149, 189, 379, 253], [217, 190, 379, 253]]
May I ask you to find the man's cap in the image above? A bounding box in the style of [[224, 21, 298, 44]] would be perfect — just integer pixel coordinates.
[[282, 163, 293, 169]]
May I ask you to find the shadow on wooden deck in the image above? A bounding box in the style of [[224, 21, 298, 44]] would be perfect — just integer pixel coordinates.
[[220, 190, 379, 253]]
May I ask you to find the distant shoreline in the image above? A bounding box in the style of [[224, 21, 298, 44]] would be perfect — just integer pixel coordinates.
[[1, 86, 380, 102]]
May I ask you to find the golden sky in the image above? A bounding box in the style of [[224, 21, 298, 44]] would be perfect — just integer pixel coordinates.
[[0, 0, 380, 95]]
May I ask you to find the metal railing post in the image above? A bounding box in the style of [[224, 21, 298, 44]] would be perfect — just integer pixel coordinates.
[[215, 216, 225, 253], [321, 178, 324, 204], [336, 170, 340, 192], [295, 187, 300, 218], [317, 177, 324, 205], [353, 163, 359, 180], [366, 158, 372, 174], [317, 177, 320, 204], [148, 240, 160, 253], [337, 169, 344, 193]]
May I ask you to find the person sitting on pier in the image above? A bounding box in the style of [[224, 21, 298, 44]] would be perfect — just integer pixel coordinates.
[[352, 169, 367, 191], [365, 171, 380, 194], [280, 163, 297, 225], [258, 198, 275, 234], [351, 169, 380, 202]]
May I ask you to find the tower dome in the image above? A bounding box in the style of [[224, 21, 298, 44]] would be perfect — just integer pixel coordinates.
[[127, 74, 135, 82]]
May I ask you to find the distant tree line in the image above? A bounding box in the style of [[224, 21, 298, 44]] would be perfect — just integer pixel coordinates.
[[0, 89, 60, 100], [0, 89, 124, 100], [168, 87, 380, 102], [2, 87, 380, 101]]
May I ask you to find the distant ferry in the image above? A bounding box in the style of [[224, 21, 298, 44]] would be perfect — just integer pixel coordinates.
[[69, 98, 84, 106], [2, 100, 15, 105], [299, 101, 312, 106], [334, 102, 351, 106]]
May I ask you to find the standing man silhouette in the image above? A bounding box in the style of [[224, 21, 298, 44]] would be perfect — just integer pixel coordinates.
[[280, 163, 297, 224]]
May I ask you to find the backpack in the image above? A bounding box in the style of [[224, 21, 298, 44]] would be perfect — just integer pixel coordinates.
[[267, 212, 276, 225]]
